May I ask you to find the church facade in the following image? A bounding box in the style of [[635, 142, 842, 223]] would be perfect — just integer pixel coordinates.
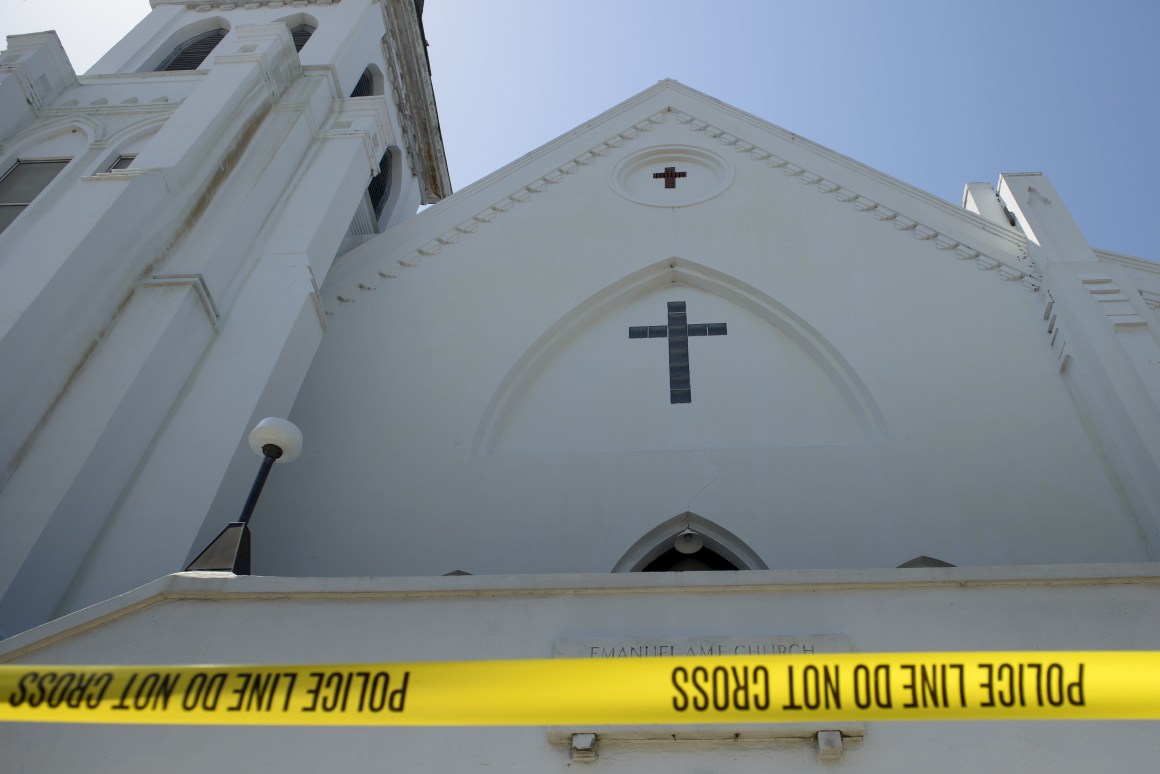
[[2, 1, 1160, 771]]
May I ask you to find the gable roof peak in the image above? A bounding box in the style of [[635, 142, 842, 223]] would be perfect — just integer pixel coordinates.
[[326, 79, 1035, 306]]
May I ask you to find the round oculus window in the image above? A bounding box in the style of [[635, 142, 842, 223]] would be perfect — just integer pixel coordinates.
[[609, 145, 734, 207]]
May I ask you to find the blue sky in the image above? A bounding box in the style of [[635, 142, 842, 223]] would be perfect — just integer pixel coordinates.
[[4, 0, 1156, 259]]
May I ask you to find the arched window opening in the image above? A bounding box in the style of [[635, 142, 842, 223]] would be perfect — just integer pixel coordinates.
[[613, 512, 767, 573], [350, 69, 374, 98], [350, 65, 383, 98], [897, 555, 956, 568], [156, 28, 227, 71], [641, 545, 740, 572], [341, 146, 396, 245], [288, 24, 315, 52], [367, 148, 392, 219]]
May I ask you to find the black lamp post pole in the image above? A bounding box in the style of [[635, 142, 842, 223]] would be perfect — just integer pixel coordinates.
[[185, 418, 301, 575], [237, 444, 283, 525], [186, 444, 285, 574]]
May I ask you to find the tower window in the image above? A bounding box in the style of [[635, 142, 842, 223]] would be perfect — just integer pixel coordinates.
[[288, 24, 315, 52], [104, 155, 136, 173], [367, 149, 392, 219], [0, 159, 69, 235], [156, 28, 227, 71], [350, 68, 375, 98]]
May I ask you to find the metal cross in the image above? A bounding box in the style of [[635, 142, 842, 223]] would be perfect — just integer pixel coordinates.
[[629, 301, 728, 404], [652, 166, 687, 189]]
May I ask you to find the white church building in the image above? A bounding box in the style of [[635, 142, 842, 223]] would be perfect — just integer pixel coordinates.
[[2, 0, 1159, 770]]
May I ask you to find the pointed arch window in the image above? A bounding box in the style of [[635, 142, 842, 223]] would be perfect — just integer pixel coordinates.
[[349, 66, 382, 98], [613, 512, 766, 573], [897, 556, 956, 568], [350, 70, 374, 98], [288, 24, 315, 52], [641, 545, 740, 572], [367, 148, 392, 219], [155, 28, 227, 71]]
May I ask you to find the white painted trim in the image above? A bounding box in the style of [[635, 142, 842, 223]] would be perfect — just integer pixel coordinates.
[[3, 563, 1159, 657]]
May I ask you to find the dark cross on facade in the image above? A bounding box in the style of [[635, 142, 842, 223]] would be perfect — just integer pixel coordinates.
[[652, 166, 687, 189], [629, 301, 728, 404]]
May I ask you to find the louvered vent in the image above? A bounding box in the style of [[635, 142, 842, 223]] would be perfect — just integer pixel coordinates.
[[350, 68, 374, 98], [157, 28, 227, 71], [289, 24, 315, 52], [368, 149, 392, 218]]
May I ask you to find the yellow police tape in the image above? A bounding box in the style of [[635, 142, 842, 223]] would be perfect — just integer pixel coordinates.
[[3, 652, 1159, 725]]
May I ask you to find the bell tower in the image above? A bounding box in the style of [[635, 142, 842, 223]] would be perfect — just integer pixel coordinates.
[[0, 0, 449, 636]]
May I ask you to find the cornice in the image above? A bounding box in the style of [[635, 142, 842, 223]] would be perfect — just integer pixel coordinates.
[[669, 81, 1029, 254], [381, 0, 451, 204], [329, 103, 1037, 309], [1094, 248, 1160, 275], [151, 0, 340, 9], [326, 111, 670, 305], [3, 564, 1157, 659], [668, 108, 1034, 282], [48, 98, 182, 114]]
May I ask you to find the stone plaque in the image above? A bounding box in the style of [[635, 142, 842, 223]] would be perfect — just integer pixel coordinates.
[[554, 634, 850, 659]]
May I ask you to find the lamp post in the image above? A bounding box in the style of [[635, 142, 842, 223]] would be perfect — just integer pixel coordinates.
[[185, 418, 302, 574]]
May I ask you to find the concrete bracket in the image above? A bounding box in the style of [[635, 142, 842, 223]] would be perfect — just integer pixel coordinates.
[[817, 730, 844, 761], [141, 273, 220, 329], [570, 732, 598, 762]]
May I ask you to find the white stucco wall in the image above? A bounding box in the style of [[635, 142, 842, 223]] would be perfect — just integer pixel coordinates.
[[247, 86, 1152, 581], [1, 567, 1158, 773]]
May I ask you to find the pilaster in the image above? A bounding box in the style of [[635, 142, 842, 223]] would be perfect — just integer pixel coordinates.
[[265, 94, 393, 282], [56, 98, 385, 612], [961, 181, 1014, 231], [0, 23, 306, 487], [1000, 173, 1160, 556], [0, 283, 215, 634], [998, 173, 1095, 263], [58, 252, 325, 615], [150, 67, 385, 310], [0, 169, 178, 484], [133, 23, 301, 191]]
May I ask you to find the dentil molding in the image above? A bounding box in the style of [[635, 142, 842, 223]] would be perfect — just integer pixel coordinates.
[[152, 1, 340, 9], [334, 107, 1036, 305]]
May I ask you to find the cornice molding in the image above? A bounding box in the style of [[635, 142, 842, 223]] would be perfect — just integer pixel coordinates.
[[381, 0, 451, 204], [151, 0, 340, 9], [3, 564, 1156, 658], [48, 98, 181, 115], [330, 102, 1036, 307], [669, 108, 1034, 284], [1094, 248, 1160, 275]]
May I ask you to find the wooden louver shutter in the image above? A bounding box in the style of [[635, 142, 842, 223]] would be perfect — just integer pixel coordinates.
[[367, 150, 392, 218], [350, 68, 375, 98], [289, 24, 315, 52], [157, 28, 227, 71]]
